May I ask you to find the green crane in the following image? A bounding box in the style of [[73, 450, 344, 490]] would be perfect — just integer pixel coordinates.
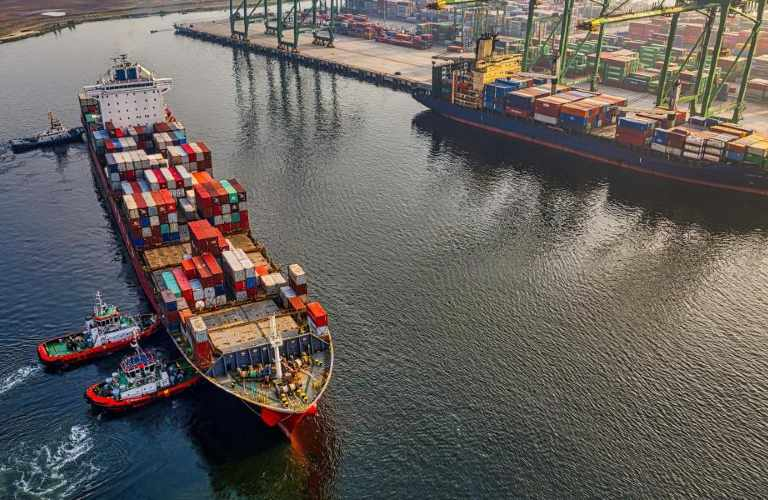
[[577, 0, 766, 122]]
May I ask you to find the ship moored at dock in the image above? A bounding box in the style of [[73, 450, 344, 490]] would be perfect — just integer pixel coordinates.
[[414, 35, 768, 197], [78, 55, 334, 433]]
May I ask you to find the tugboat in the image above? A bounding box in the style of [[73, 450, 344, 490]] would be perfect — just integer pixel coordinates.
[[85, 338, 200, 412], [37, 291, 158, 368], [9, 112, 84, 153]]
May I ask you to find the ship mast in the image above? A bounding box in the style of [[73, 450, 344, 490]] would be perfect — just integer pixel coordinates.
[[269, 316, 283, 380]]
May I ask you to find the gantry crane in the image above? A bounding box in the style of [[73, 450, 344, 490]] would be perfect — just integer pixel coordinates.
[[230, 0, 338, 50], [578, 0, 766, 122]]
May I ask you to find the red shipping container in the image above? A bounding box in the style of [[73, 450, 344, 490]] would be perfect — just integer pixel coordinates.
[[255, 263, 269, 276], [151, 191, 166, 215], [194, 256, 213, 287], [181, 258, 197, 279], [201, 253, 223, 285], [240, 211, 250, 230], [615, 128, 650, 146], [194, 341, 212, 367], [234, 281, 246, 292], [288, 296, 306, 311], [307, 302, 328, 327], [125, 170, 136, 181], [172, 268, 194, 304]]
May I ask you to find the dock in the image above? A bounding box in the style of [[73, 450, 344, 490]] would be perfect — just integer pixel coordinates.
[[175, 20, 469, 93]]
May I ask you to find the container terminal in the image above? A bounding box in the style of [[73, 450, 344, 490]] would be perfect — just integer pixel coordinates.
[[78, 56, 334, 434], [175, 0, 768, 194]]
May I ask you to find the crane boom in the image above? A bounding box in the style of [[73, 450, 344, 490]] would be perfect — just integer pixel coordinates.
[[427, 0, 490, 10], [577, 0, 730, 30]]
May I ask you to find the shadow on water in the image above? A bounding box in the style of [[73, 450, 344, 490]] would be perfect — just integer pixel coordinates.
[[411, 110, 768, 233], [179, 384, 340, 500]]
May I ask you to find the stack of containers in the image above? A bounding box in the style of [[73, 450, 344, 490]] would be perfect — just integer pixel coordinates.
[[261, 272, 288, 297], [288, 264, 307, 298], [221, 249, 257, 301], [725, 134, 761, 162], [127, 125, 155, 152], [165, 142, 212, 172], [483, 82, 516, 113], [703, 134, 731, 162], [504, 87, 551, 118], [104, 137, 138, 155], [558, 98, 604, 131], [93, 130, 110, 155], [142, 165, 193, 198], [615, 116, 656, 146], [651, 128, 671, 153], [665, 128, 690, 156], [534, 92, 586, 125], [587, 94, 627, 125], [306, 302, 329, 336], [193, 179, 249, 234], [745, 137, 768, 167], [682, 131, 706, 160], [121, 189, 179, 248], [105, 150, 150, 186], [188, 219, 227, 256], [186, 316, 212, 366]]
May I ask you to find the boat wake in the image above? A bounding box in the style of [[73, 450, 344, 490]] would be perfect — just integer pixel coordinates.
[[1, 424, 101, 499], [0, 364, 42, 397]]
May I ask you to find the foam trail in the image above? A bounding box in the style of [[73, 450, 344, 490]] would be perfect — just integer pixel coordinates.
[[0, 364, 42, 396], [4, 424, 102, 499]]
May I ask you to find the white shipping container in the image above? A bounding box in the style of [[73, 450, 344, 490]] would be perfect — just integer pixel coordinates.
[[180, 223, 190, 242], [533, 113, 558, 125], [150, 215, 160, 226], [204, 287, 216, 300], [142, 227, 152, 237], [703, 153, 721, 162], [650, 143, 667, 153], [682, 150, 702, 160], [288, 264, 306, 285]]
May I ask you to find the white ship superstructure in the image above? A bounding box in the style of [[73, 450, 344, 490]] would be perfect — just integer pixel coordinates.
[[83, 55, 173, 129]]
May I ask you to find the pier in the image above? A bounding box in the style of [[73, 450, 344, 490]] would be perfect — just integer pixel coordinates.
[[175, 20, 468, 93]]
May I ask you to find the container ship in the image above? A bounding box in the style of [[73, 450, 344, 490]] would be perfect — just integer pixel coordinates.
[[77, 55, 333, 434], [414, 36, 768, 196]]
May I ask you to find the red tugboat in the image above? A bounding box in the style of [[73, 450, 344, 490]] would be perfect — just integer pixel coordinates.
[[85, 337, 200, 412], [37, 291, 158, 368]]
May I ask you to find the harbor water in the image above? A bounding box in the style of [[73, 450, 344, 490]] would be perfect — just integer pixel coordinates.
[[2, 11, 768, 499]]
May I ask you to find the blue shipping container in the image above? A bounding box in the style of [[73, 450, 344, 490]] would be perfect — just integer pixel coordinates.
[[618, 116, 653, 131]]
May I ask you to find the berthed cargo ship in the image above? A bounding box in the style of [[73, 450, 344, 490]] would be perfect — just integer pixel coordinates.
[[414, 37, 768, 197], [78, 56, 334, 434]]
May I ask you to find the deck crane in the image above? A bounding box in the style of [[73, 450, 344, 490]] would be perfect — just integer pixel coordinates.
[[577, 0, 766, 122], [269, 315, 283, 381]]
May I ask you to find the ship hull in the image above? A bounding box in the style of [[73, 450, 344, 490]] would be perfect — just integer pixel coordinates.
[[413, 92, 768, 197], [82, 117, 324, 432]]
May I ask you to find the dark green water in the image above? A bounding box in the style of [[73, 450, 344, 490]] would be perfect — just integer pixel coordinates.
[[2, 11, 768, 499]]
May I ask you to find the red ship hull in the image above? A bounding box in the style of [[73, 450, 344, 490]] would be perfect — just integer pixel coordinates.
[[85, 376, 201, 412], [37, 321, 160, 368]]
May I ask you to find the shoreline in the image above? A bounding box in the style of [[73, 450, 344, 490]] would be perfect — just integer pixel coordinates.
[[0, 1, 230, 45]]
